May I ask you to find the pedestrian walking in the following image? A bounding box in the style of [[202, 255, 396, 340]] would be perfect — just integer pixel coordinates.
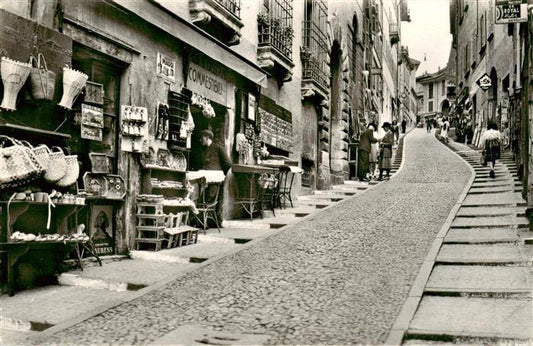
[[357, 123, 378, 182], [369, 125, 379, 180], [480, 122, 503, 178], [441, 117, 450, 143], [401, 119, 407, 133], [426, 118, 432, 133], [378, 122, 394, 181]]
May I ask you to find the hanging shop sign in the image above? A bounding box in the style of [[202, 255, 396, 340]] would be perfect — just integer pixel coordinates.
[[495, 1, 528, 24], [476, 73, 492, 91], [157, 52, 176, 81], [187, 62, 228, 106]]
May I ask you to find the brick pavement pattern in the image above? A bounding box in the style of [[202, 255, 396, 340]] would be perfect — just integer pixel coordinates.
[[42, 129, 472, 345]]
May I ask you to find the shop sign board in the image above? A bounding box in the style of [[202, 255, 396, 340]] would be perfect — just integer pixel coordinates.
[[157, 52, 176, 81], [187, 62, 228, 106], [495, 1, 528, 24], [476, 73, 492, 91]]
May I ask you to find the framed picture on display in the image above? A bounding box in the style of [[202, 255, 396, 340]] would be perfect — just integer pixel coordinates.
[[89, 205, 114, 256]]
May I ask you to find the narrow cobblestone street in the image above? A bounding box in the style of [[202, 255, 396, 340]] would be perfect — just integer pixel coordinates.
[[38, 129, 471, 345]]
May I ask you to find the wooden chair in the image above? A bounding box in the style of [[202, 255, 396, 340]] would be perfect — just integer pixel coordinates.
[[276, 166, 294, 208], [192, 180, 222, 233]]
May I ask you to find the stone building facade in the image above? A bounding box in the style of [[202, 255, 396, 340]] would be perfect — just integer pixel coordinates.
[[0, 0, 413, 253]]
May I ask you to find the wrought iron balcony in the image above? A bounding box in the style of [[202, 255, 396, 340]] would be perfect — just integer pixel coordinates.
[[189, 0, 243, 45], [301, 20, 328, 99], [257, 15, 294, 83]]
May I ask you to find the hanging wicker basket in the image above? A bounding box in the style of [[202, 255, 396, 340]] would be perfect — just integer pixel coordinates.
[[0, 57, 31, 111], [29, 54, 56, 101]]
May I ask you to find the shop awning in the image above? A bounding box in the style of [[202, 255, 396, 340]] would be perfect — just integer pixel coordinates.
[[108, 0, 268, 88]]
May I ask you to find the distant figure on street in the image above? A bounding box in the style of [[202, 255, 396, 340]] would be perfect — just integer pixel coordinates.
[[480, 122, 503, 178], [426, 119, 432, 133], [401, 119, 407, 134], [369, 125, 380, 180], [441, 117, 450, 143], [378, 122, 394, 181], [357, 123, 378, 182]]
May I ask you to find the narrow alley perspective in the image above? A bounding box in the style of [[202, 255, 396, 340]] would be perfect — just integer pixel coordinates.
[[1, 0, 533, 345]]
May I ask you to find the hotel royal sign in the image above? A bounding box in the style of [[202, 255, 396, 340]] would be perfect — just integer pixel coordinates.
[[495, 0, 528, 24]]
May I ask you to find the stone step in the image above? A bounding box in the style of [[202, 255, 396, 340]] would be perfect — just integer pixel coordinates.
[[474, 177, 520, 183], [408, 296, 532, 340], [297, 200, 333, 208], [297, 194, 345, 202], [462, 193, 526, 207], [426, 265, 532, 293], [444, 228, 519, 243], [222, 219, 271, 229], [451, 215, 528, 228], [271, 206, 317, 217], [312, 190, 355, 196], [456, 206, 526, 217], [471, 181, 521, 188], [437, 244, 527, 264], [197, 227, 279, 242], [468, 186, 522, 194]]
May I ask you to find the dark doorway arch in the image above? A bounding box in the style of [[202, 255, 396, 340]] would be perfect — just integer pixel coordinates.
[[441, 99, 450, 116]]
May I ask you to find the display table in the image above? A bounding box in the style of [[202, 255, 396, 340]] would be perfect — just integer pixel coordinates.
[[0, 240, 101, 296], [232, 164, 278, 220]]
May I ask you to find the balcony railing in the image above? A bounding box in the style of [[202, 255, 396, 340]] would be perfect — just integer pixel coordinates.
[[258, 19, 293, 60], [215, 0, 240, 18], [301, 21, 328, 93]]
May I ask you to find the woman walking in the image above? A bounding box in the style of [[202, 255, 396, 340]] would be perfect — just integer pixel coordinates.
[[369, 124, 379, 180], [378, 122, 394, 181], [480, 122, 503, 178]]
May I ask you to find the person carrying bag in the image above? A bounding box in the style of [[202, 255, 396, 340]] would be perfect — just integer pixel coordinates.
[[479, 122, 503, 178]]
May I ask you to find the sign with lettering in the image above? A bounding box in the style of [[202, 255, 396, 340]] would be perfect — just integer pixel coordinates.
[[495, 1, 527, 24], [476, 73, 492, 91], [157, 52, 176, 81], [187, 62, 228, 106]]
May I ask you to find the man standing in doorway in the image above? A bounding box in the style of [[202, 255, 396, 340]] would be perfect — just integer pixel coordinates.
[[197, 129, 232, 173], [357, 123, 378, 182]]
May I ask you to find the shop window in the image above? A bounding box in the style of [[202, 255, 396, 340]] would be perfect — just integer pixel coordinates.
[[428, 101, 433, 112]]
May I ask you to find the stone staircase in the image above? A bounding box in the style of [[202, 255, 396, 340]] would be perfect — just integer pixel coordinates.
[[402, 145, 533, 344]]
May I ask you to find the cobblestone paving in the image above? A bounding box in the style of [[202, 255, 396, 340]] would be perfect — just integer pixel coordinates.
[[43, 129, 472, 345]]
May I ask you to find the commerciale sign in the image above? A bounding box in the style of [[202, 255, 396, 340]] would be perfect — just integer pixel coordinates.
[[495, 0, 528, 24]]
